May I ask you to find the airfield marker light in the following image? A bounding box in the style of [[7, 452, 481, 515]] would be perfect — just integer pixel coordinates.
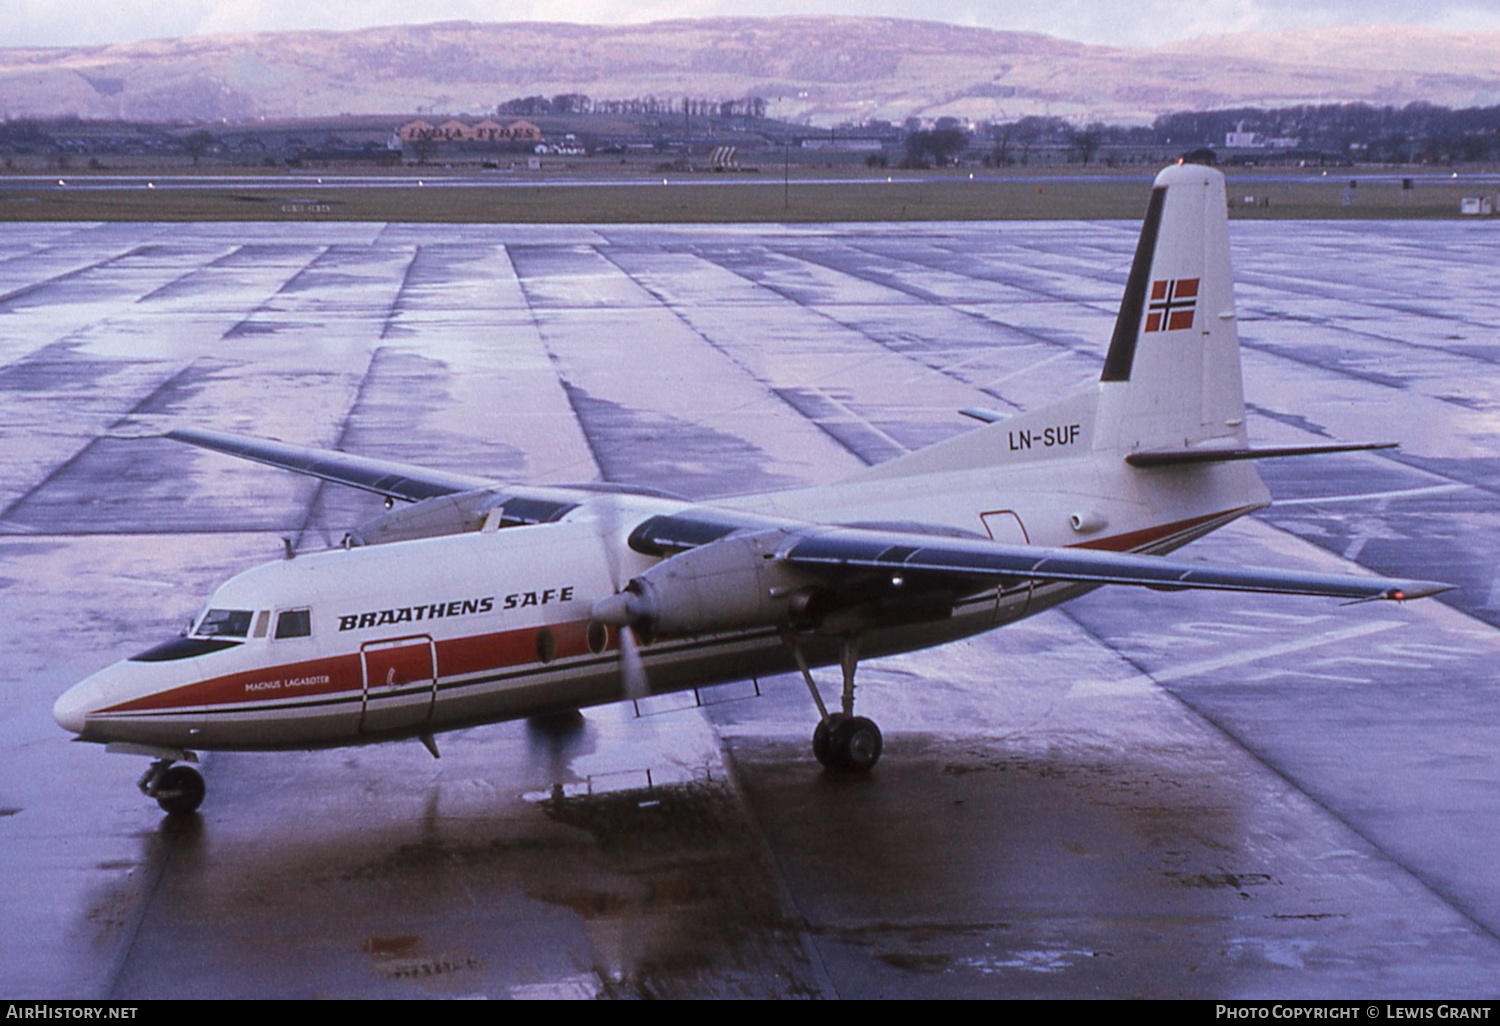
[[57, 180, 65, 186], [147, 182, 155, 189]]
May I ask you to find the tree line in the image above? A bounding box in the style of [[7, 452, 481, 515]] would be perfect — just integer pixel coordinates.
[[498, 94, 769, 119], [1152, 102, 1500, 162], [961, 103, 1500, 165]]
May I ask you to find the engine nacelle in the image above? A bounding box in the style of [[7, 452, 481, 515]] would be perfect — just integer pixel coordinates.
[[347, 489, 580, 547], [592, 527, 964, 640], [347, 489, 506, 547], [593, 529, 812, 640]]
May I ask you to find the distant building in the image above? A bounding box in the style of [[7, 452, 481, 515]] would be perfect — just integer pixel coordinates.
[[399, 118, 540, 142], [397, 120, 437, 142], [395, 118, 544, 160], [1226, 121, 1261, 148], [470, 119, 506, 142], [800, 137, 885, 152], [504, 120, 541, 142], [1225, 121, 1299, 150]]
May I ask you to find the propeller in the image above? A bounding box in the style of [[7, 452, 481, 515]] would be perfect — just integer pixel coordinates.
[[591, 581, 656, 702], [591, 501, 656, 703], [616, 623, 649, 702]]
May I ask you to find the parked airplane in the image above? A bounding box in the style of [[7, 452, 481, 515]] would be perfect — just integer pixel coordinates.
[[55, 163, 1449, 815]]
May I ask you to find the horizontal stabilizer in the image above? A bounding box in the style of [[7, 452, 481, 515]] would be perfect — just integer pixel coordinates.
[[166, 428, 495, 502], [1125, 441, 1397, 468]]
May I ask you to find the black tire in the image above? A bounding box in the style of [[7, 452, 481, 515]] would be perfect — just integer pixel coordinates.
[[813, 715, 841, 767], [155, 765, 205, 815], [830, 716, 882, 772]]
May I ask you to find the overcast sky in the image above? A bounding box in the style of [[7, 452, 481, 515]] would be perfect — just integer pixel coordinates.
[[5, 0, 1499, 49]]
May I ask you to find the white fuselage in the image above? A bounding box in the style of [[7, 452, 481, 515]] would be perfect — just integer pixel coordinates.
[[54, 453, 1264, 753]]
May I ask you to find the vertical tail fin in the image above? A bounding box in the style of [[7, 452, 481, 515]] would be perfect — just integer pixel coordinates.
[[845, 162, 1249, 485], [1095, 163, 1246, 455]]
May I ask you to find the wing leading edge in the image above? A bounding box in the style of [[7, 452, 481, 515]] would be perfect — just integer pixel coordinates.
[[166, 428, 495, 503], [779, 526, 1450, 602], [629, 511, 1451, 604]]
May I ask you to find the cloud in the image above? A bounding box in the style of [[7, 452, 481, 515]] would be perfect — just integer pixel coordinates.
[[4, 0, 1498, 49]]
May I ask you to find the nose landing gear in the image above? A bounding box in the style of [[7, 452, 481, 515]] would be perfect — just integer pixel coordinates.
[[139, 758, 205, 815]]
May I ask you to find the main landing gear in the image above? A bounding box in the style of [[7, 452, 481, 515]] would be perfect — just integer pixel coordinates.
[[812, 714, 883, 772], [139, 758, 205, 815], [787, 631, 883, 772]]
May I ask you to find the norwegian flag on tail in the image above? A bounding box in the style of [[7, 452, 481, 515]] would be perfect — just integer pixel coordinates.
[[1144, 277, 1199, 333]]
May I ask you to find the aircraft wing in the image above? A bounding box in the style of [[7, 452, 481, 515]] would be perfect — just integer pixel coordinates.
[[628, 511, 1451, 603], [165, 428, 496, 503], [778, 526, 1450, 602]]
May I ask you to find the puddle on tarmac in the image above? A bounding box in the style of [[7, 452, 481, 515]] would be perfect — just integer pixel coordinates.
[[530, 779, 822, 998]]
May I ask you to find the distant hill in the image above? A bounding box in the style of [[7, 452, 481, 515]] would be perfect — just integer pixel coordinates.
[[1, 17, 1497, 125]]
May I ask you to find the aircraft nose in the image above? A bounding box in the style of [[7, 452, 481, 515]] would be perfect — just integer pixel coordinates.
[[53, 678, 100, 735]]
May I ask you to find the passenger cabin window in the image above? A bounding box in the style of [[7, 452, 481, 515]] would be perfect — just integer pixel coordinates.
[[196, 609, 253, 639], [275, 609, 312, 640]]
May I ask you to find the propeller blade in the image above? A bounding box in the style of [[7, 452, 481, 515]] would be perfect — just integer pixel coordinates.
[[618, 624, 649, 701]]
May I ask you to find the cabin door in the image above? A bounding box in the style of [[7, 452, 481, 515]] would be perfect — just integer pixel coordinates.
[[359, 635, 438, 735], [980, 509, 1033, 621]]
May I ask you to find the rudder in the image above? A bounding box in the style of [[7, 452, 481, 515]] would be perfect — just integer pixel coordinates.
[[845, 162, 1250, 486], [1094, 163, 1247, 456]]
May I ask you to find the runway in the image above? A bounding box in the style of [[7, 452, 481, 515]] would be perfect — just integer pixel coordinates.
[[10, 170, 1500, 190], [4, 217, 1500, 998]]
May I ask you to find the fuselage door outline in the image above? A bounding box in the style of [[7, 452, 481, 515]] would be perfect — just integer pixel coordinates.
[[980, 509, 1033, 620], [358, 634, 438, 735]]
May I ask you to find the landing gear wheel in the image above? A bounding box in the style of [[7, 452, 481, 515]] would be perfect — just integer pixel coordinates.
[[813, 715, 839, 767], [813, 715, 882, 771], [790, 631, 881, 772], [831, 715, 882, 771], [154, 765, 205, 815]]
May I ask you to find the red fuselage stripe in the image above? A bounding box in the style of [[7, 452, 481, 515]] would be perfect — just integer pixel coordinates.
[[100, 618, 603, 715]]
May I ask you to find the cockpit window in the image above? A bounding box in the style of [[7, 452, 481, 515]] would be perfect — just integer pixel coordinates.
[[131, 637, 241, 663], [275, 609, 312, 639], [196, 609, 253, 638]]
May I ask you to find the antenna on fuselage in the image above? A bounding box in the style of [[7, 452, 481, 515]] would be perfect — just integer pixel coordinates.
[[281, 537, 296, 560]]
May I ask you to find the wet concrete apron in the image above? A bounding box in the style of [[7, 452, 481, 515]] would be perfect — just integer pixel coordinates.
[[4, 219, 1499, 997]]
